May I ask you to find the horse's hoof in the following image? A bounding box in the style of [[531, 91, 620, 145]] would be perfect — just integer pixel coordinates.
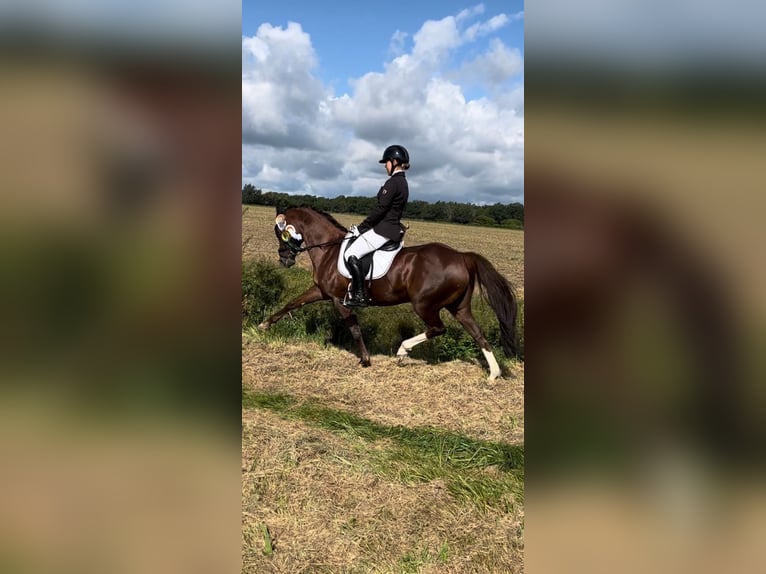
[[360, 358, 371, 367], [258, 322, 270, 331]]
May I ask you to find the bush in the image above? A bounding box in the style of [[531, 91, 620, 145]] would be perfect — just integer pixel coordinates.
[[473, 215, 496, 227], [500, 219, 523, 230], [242, 259, 286, 327]]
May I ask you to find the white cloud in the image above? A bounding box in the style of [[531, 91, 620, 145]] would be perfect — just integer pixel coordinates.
[[411, 16, 462, 64], [464, 13, 510, 42], [389, 30, 409, 56], [456, 39, 523, 87], [242, 22, 329, 149], [456, 4, 486, 23], [242, 8, 524, 204]]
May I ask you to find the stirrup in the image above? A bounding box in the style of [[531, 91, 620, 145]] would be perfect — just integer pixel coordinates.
[[343, 291, 368, 308]]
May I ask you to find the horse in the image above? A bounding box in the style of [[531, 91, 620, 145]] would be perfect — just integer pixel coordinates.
[[258, 206, 519, 381]]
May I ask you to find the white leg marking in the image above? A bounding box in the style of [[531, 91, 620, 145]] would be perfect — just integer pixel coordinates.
[[482, 348, 502, 381], [396, 332, 428, 357]]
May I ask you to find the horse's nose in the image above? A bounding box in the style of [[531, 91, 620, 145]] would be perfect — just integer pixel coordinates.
[[280, 257, 295, 268]]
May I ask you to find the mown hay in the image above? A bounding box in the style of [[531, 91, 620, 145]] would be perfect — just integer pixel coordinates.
[[242, 338, 524, 573]]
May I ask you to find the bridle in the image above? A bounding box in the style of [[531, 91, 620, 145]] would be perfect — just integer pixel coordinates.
[[280, 230, 345, 255]]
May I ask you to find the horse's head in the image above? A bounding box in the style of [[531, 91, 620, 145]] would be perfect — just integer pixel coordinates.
[[273, 207, 346, 267], [274, 213, 304, 267]]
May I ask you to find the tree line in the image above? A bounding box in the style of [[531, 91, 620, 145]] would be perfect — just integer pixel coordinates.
[[242, 184, 523, 229]]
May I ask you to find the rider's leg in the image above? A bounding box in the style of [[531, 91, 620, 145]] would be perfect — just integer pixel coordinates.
[[344, 255, 367, 306], [343, 229, 389, 306]]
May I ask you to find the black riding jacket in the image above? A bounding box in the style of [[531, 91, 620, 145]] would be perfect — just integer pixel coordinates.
[[358, 171, 409, 241]]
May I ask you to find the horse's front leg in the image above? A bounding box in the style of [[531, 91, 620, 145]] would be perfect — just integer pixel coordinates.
[[332, 299, 371, 367], [258, 285, 324, 330]]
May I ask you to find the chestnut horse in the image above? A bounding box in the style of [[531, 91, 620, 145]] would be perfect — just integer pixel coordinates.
[[258, 207, 519, 380]]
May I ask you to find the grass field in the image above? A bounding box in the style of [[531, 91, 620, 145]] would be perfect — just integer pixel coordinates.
[[242, 204, 524, 573]]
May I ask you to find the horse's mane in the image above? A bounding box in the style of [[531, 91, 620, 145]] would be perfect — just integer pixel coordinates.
[[293, 205, 348, 232]]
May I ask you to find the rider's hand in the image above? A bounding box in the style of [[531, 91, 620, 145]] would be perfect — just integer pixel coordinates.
[[350, 225, 360, 237]]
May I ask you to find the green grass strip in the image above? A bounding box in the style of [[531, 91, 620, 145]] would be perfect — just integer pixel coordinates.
[[244, 389, 524, 510]]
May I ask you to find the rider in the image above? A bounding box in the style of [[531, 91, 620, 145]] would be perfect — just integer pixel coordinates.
[[343, 144, 410, 307]]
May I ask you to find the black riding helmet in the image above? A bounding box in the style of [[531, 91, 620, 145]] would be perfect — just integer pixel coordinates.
[[379, 144, 409, 165]]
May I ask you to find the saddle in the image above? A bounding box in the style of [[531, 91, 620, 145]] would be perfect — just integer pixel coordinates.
[[337, 235, 403, 280]]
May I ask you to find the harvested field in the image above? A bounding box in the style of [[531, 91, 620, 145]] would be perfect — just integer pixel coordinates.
[[242, 204, 524, 573], [242, 339, 524, 573]]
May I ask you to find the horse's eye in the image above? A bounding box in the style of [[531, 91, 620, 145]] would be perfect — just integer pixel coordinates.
[[281, 231, 290, 242]]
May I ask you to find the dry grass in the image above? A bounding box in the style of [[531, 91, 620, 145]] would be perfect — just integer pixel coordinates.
[[243, 339, 524, 446], [242, 338, 524, 573], [242, 203, 524, 573]]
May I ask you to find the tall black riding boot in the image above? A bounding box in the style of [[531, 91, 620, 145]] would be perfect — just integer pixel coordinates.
[[344, 255, 368, 307]]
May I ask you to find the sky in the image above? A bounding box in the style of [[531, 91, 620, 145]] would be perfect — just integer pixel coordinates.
[[242, 1, 524, 205]]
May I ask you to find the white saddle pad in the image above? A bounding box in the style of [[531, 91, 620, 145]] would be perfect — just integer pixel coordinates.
[[337, 235, 403, 280]]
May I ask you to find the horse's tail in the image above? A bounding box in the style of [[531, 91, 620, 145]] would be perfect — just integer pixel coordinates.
[[466, 253, 519, 357]]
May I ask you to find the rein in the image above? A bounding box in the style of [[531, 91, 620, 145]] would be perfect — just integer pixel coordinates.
[[281, 230, 345, 254], [296, 237, 345, 253]]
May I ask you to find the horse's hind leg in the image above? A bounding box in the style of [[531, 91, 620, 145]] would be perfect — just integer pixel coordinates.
[[333, 299, 371, 367], [447, 300, 502, 381], [396, 305, 446, 363]]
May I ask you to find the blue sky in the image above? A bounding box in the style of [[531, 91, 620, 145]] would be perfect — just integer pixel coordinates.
[[243, 1, 523, 99], [242, 1, 524, 205]]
